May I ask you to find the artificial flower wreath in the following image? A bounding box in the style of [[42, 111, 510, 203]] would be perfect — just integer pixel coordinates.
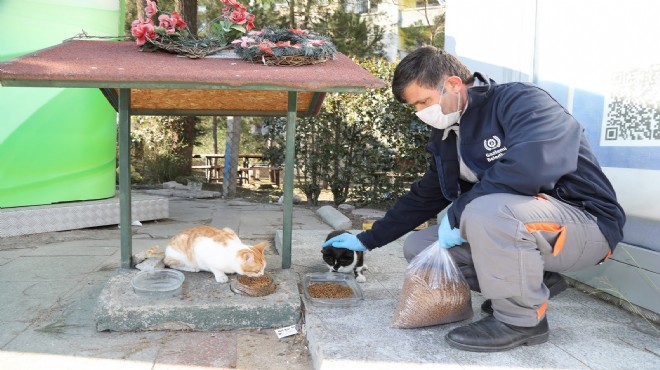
[[131, 0, 255, 58], [232, 27, 337, 66]]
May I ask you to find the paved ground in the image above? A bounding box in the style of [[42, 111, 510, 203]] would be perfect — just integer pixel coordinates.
[[1, 192, 658, 370]]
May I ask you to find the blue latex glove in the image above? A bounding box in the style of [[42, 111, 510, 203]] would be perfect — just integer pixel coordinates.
[[322, 233, 367, 252], [438, 214, 466, 249]]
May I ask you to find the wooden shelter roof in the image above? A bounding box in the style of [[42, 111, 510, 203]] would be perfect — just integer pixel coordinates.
[[0, 40, 385, 116]]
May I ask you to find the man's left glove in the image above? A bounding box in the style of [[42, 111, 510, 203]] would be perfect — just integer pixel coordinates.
[[438, 214, 466, 249], [321, 233, 367, 252]]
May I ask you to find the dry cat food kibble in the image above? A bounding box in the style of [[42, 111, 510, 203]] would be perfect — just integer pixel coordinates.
[[231, 273, 277, 297], [307, 282, 354, 299], [390, 268, 472, 328], [238, 274, 273, 288], [390, 243, 473, 329]]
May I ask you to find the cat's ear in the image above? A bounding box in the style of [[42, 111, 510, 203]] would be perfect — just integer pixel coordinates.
[[242, 252, 254, 263], [252, 242, 268, 253]]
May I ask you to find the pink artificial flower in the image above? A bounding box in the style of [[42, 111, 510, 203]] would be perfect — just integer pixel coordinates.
[[231, 36, 256, 47], [308, 39, 326, 46], [145, 0, 158, 18], [248, 29, 265, 36], [158, 14, 176, 34], [157, 12, 186, 34], [275, 41, 301, 49], [131, 17, 156, 46]]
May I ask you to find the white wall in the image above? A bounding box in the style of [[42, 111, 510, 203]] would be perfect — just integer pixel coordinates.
[[445, 0, 660, 221]]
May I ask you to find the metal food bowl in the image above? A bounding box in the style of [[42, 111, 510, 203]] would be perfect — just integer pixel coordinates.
[[131, 269, 185, 298]]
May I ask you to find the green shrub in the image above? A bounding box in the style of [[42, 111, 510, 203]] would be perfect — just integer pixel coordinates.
[[263, 58, 430, 207]]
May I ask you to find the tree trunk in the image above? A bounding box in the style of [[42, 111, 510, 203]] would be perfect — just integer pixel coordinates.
[[302, 0, 314, 29], [289, 0, 296, 28], [223, 116, 242, 198], [136, 0, 145, 19], [173, 0, 198, 177], [212, 116, 219, 177], [176, 0, 198, 36]]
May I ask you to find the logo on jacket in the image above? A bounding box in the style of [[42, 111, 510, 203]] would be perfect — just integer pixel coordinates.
[[483, 135, 501, 151], [484, 135, 507, 162]]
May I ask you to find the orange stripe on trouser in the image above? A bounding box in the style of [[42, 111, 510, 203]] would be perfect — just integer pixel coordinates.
[[525, 223, 567, 256], [537, 301, 548, 320]]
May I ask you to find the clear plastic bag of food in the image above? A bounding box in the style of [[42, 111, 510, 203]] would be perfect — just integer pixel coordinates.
[[390, 241, 472, 328]]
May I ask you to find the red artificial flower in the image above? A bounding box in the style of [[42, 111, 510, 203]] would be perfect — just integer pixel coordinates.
[[131, 17, 156, 46], [258, 41, 275, 55], [169, 11, 187, 29], [222, 0, 243, 8], [246, 13, 255, 31], [229, 8, 249, 25], [289, 28, 306, 35]]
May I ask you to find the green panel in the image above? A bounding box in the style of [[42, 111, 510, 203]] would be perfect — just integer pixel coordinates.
[[0, 0, 121, 208], [0, 89, 117, 208]]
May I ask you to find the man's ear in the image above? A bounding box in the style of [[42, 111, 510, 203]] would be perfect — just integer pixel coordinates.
[[446, 75, 463, 91]]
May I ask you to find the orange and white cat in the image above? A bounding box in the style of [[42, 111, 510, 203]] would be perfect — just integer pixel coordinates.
[[163, 225, 268, 283]]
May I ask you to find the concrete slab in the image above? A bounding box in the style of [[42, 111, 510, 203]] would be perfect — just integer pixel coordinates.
[[152, 331, 237, 369], [282, 229, 660, 370], [0, 192, 168, 237], [236, 330, 311, 370], [0, 255, 109, 282], [351, 208, 386, 219], [145, 189, 222, 199], [95, 267, 301, 332], [316, 205, 352, 230], [3, 195, 657, 370]]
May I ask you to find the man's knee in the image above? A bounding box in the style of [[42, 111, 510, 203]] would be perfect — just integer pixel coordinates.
[[461, 194, 516, 231]]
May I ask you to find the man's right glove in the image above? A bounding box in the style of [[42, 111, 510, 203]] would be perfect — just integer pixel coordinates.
[[437, 214, 466, 249], [321, 233, 367, 252]]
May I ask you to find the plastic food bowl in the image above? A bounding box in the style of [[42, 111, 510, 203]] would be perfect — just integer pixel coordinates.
[[302, 272, 363, 307], [131, 269, 185, 298]]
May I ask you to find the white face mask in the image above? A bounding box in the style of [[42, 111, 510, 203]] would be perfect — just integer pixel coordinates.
[[415, 83, 462, 130]]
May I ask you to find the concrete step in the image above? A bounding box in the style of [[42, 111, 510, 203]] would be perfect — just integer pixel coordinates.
[[95, 257, 301, 332]]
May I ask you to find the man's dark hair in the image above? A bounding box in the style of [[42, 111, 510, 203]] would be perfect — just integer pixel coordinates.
[[392, 46, 473, 103]]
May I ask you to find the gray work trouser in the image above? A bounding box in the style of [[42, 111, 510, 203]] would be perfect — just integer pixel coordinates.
[[403, 193, 610, 327]]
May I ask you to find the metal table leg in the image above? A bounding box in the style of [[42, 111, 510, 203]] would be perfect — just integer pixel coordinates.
[[281, 91, 297, 269], [118, 88, 132, 269]]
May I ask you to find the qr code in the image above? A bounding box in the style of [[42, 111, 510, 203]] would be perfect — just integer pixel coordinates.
[[601, 64, 660, 146]]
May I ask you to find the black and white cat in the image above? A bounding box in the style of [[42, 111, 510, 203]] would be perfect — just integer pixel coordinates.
[[321, 230, 367, 283]]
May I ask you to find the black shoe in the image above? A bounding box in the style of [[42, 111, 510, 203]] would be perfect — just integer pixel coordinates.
[[481, 272, 568, 315], [446, 315, 549, 352]]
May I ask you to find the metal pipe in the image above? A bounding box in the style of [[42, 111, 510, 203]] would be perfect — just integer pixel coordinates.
[[282, 91, 298, 269], [118, 88, 132, 269]]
